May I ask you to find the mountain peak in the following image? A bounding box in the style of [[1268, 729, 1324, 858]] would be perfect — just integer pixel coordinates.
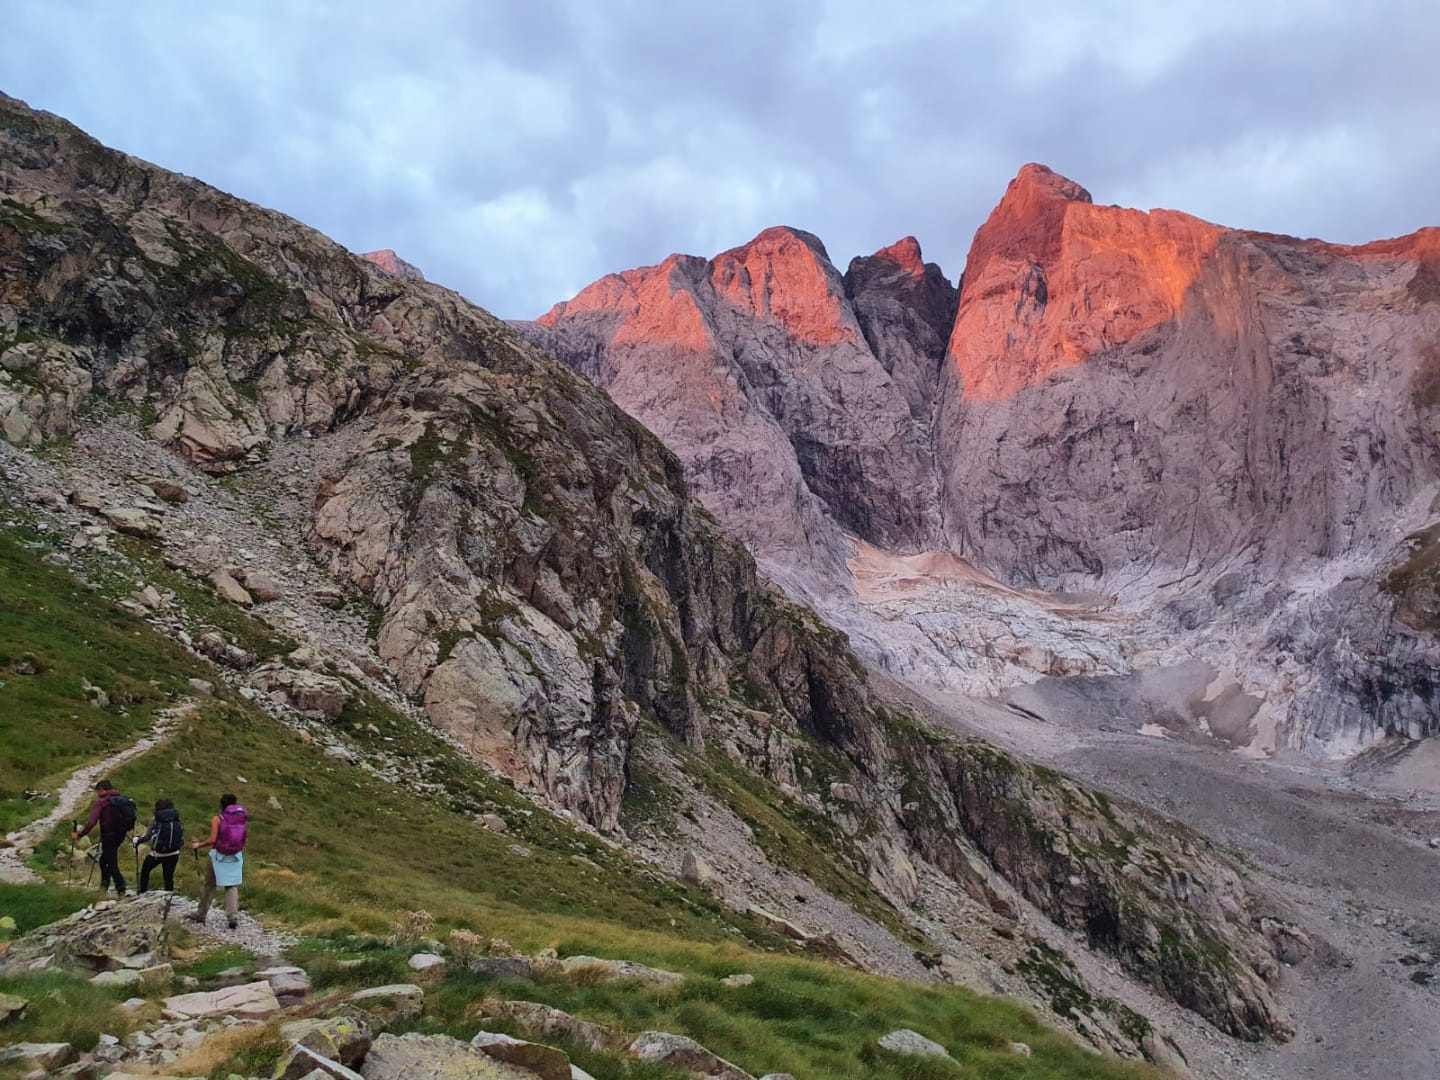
[[868, 236, 927, 277], [1009, 163, 1092, 205]]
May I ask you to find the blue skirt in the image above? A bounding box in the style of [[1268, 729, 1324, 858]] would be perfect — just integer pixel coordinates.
[[210, 849, 243, 887]]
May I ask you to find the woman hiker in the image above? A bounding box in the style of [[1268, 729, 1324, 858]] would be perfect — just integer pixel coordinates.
[[188, 793, 247, 929], [132, 797, 184, 892]]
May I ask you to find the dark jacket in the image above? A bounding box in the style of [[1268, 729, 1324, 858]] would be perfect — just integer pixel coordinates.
[[135, 807, 184, 857], [77, 789, 126, 842]]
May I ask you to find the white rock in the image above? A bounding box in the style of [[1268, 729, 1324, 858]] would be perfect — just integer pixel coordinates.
[[876, 1029, 952, 1059], [407, 952, 445, 972]]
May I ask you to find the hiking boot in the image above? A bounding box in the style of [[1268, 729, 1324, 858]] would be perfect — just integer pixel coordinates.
[[186, 912, 205, 924], [227, 916, 238, 930]]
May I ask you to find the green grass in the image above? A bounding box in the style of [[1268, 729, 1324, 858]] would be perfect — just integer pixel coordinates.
[[0, 530, 199, 832], [0, 526, 1155, 1080], [0, 881, 93, 934], [0, 970, 144, 1057], [378, 942, 1155, 1080]]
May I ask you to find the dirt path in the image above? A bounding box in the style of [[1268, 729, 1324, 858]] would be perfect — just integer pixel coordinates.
[[0, 702, 195, 884]]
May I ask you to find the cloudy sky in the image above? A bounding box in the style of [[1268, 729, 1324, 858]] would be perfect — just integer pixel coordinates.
[[6, 1, 1437, 317]]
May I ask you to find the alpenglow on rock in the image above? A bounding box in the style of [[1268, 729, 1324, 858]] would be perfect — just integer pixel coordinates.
[[528, 162, 1440, 755], [358, 248, 424, 281]]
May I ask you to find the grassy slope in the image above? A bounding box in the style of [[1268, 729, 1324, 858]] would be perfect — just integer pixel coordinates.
[[0, 526, 1153, 1080]]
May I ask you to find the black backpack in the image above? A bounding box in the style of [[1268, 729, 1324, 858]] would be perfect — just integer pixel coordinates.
[[153, 814, 184, 854], [103, 794, 138, 835]]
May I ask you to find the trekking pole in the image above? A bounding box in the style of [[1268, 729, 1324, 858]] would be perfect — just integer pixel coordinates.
[[66, 821, 77, 886], [133, 841, 140, 892], [85, 846, 97, 888]]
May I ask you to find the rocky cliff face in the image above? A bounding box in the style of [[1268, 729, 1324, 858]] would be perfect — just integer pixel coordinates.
[[534, 163, 1440, 752], [0, 93, 1294, 1045], [519, 227, 951, 578]]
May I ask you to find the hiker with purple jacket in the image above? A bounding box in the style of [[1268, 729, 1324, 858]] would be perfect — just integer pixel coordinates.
[[188, 793, 247, 929]]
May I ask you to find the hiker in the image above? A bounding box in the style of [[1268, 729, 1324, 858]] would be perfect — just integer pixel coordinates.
[[71, 778, 137, 896], [189, 793, 247, 929], [132, 797, 184, 893]]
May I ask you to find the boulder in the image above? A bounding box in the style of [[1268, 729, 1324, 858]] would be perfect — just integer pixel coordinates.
[[361, 1032, 533, 1079], [1141, 1033, 1193, 1076], [0, 1043, 76, 1070], [274, 1044, 364, 1080], [479, 814, 508, 833], [346, 983, 423, 1024], [90, 969, 141, 988], [408, 952, 445, 972], [210, 568, 254, 606], [280, 1015, 372, 1067], [163, 980, 280, 1019], [680, 851, 714, 888], [468, 956, 533, 980], [247, 572, 285, 602], [250, 663, 352, 722], [486, 1000, 621, 1052], [1009, 1041, 1032, 1057], [99, 506, 162, 538], [0, 992, 27, 1022], [470, 1031, 572, 1080], [0, 892, 169, 975], [627, 1032, 753, 1080], [746, 905, 808, 941], [136, 585, 164, 609], [560, 955, 683, 987], [876, 1030, 952, 1060], [258, 964, 312, 1001], [720, 973, 754, 988]]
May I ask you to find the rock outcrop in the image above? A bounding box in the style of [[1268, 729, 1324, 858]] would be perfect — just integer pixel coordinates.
[[358, 249, 424, 281]]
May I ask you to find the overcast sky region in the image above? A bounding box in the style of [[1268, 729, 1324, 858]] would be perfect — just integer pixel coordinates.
[[5, 1, 1438, 317]]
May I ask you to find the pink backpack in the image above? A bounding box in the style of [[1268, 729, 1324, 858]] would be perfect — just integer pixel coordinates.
[[215, 805, 248, 855]]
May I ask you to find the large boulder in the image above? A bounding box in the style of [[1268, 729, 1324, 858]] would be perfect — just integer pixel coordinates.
[[275, 1044, 364, 1080], [470, 1031, 571, 1080], [0, 1042, 76, 1070], [0, 893, 169, 975], [258, 964, 313, 1002], [279, 1014, 371, 1066], [486, 1001, 620, 1052], [250, 663, 352, 721], [163, 980, 280, 1019], [627, 1032, 753, 1080], [361, 1033, 536, 1079], [346, 984, 424, 1025], [876, 1029, 952, 1060]]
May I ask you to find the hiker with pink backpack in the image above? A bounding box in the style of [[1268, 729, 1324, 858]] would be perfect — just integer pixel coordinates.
[[188, 793, 247, 929]]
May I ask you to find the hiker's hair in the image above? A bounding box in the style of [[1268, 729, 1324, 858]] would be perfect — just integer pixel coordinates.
[[220, 793, 238, 809], [95, 777, 112, 791], [155, 797, 173, 812]]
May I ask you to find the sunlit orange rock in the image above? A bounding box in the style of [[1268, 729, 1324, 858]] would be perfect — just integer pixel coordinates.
[[945, 164, 1223, 402]]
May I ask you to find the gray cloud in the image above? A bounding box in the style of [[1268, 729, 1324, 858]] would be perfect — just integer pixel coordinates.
[[5, 0, 1436, 316]]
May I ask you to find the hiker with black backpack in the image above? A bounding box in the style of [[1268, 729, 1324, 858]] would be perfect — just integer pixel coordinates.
[[132, 797, 184, 893], [71, 778, 136, 896], [189, 793, 247, 929]]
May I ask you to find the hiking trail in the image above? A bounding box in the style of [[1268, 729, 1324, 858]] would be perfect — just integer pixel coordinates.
[[0, 701, 195, 884]]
